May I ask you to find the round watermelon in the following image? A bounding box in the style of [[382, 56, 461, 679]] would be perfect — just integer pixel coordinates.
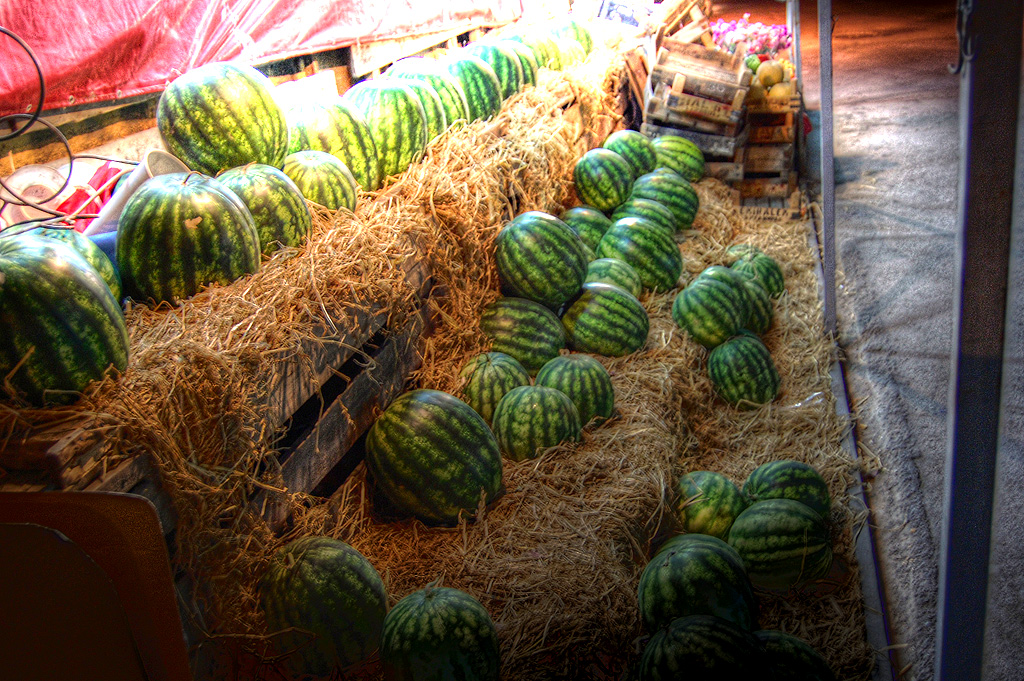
[[584, 257, 643, 298], [217, 163, 313, 253], [755, 630, 837, 681], [573, 148, 633, 211], [284, 98, 383, 191], [365, 389, 504, 525], [731, 252, 785, 298], [603, 130, 657, 180], [25, 225, 121, 301], [743, 460, 831, 517], [638, 614, 762, 680], [561, 282, 649, 357], [443, 56, 503, 121], [674, 471, 748, 539], [707, 333, 781, 407], [0, 235, 129, 406], [480, 297, 566, 375], [494, 211, 587, 309], [596, 216, 682, 292], [560, 206, 613, 252], [342, 80, 429, 178], [652, 135, 706, 183], [282, 150, 359, 212], [672, 276, 749, 349], [728, 499, 833, 590], [458, 351, 531, 425], [491, 385, 582, 461], [535, 353, 615, 426], [465, 43, 524, 100]]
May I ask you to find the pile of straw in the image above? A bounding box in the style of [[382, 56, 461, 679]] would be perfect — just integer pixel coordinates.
[[1, 41, 873, 681]]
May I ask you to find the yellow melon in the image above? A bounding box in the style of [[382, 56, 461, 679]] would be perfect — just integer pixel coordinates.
[[757, 60, 785, 88], [766, 81, 794, 102]]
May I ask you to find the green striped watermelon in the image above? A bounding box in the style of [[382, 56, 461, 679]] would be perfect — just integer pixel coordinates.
[[381, 585, 500, 680], [284, 98, 382, 191], [552, 38, 586, 67], [217, 163, 313, 253], [365, 389, 504, 525], [596, 217, 682, 292], [397, 79, 448, 141], [639, 614, 762, 680], [561, 282, 649, 357], [755, 630, 837, 681], [731, 252, 785, 298], [609, 197, 678, 236], [282, 150, 358, 212], [696, 265, 753, 327], [259, 536, 387, 677], [652, 135, 706, 183], [674, 471, 748, 539], [638, 534, 758, 632], [443, 56, 503, 121], [480, 297, 566, 375], [117, 173, 260, 304], [491, 385, 582, 461], [725, 243, 764, 261], [498, 40, 539, 87], [26, 226, 121, 301], [574, 148, 633, 212], [0, 235, 129, 406], [458, 351, 531, 425], [551, 18, 594, 54], [535, 353, 614, 425], [744, 460, 831, 517], [585, 257, 643, 298], [465, 43, 524, 100], [603, 130, 657, 180], [495, 211, 587, 309], [727, 499, 833, 590], [341, 80, 428, 178], [560, 206, 613, 252], [157, 62, 289, 175], [386, 59, 471, 129], [508, 33, 560, 70], [707, 333, 781, 407], [631, 170, 700, 229], [671, 276, 749, 349], [739, 276, 773, 335]]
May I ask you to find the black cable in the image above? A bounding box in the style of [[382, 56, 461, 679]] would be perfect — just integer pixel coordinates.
[[0, 26, 45, 142], [0, 114, 74, 212]]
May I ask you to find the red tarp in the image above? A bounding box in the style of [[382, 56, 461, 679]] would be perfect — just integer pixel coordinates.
[[0, 0, 523, 117]]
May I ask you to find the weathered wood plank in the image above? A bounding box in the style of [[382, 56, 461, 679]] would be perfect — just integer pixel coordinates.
[[640, 121, 747, 157], [350, 25, 479, 77]]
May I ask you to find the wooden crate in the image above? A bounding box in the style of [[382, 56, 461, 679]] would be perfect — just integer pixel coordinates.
[[744, 143, 794, 174], [641, 120, 748, 158]]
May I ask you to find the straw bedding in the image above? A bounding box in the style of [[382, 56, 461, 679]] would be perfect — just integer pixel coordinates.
[[1, 44, 873, 680]]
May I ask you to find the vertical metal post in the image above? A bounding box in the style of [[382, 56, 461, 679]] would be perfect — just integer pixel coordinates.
[[788, 0, 802, 91], [937, 1, 1022, 679], [817, 0, 836, 337]]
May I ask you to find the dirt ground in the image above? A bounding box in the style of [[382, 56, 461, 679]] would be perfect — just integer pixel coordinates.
[[712, 2, 1023, 679]]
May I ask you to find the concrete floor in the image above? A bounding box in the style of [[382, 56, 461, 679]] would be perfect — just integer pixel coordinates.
[[712, 2, 1022, 679]]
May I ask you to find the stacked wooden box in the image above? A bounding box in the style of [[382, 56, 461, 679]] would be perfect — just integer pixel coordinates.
[[740, 91, 803, 213]]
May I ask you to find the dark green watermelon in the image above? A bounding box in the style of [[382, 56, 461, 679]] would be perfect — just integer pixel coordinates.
[[465, 43, 524, 99], [610, 197, 678, 236], [480, 297, 566, 375], [561, 282, 649, 357], [755, 630, 838, 681], [284, 98, 382, 191], [26, 225, 121, 300], [631, 170, 700, 230], [282, 150, 358, 212], [728, 499, 833, 590], [458, 351, 531, 425], [443, 56, 504, 121], [652, 135, 706, 183], [573, 148, 633, 211], [560, 206, 614, 252], [707, 333, 781, 407], [0, 235, 129, 406], [157, 62, 289, 175], [491, 385, 582, 461], [674, 470, 749, 539], [638, 614, 763, 680], [494, 211, 587, 309], [731, 252, 785, 298], [535, 353, 615, 426], [596, 217, 682, 292], [217, 163, 313, 253], [672, 276, 749, 349], [260, 536, 387, 677], [342, 80, 428, 178], [603, 130, 658, 180], [365, 389, 504, 525], [117, 172, 260, 304], [743, 460, 832, 517], [585, 257, 643, 298]]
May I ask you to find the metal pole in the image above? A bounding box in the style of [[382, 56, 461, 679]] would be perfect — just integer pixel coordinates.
[[788, 0, 802, 92], [817, 0, 835, 337], [937, 1, 1022, 679]]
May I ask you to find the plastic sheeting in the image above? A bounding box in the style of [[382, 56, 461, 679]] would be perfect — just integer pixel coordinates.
[[0, 0, 522, 116]]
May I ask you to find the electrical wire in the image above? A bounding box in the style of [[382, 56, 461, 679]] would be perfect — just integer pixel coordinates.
[[0, 26, 44, 142]]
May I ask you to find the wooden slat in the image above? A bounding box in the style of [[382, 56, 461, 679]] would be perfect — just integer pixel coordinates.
[[349, 25, 482, 77], [748, 124, 796, 144], [653, 66, 749, 106], [640, 121, 748, 157], [644, 101, 741, 136], [705, 161, 745, 182]]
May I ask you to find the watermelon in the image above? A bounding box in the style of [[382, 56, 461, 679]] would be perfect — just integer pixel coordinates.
[[755, 630, 838, 681], [498, 40, 539, 87], [397, 79, 448, 141], [25, 226, 121, 300], [508, 33, 561, 71], [342, 80, 428, 178], [638, 614, 762, 680], [561, 282, 649, 357], [631, 170, 700, 229], [727, 499, 833, 590], [573, 148, 633, 211], [282, 150, 359, 212], [491, 385, 582, 461], [386, 60, 471, 129], [552, 38, 586, 67], [216, 163, 313, 253], [725, 243, 764, 261], [671, 276, 749, 349], [551, 18, 594, 54], [381, 585, 500, 681], [652, 135, 706, 183], [596, 217, 682, 292], [117, 172, 260, 304], [707, 333, 781, 407], [731, 252, 785, 298], [365, 389, 504, 525], [585, 257, 642, 298], [674, 471, 748, 539], [559, 206, 613, 252], [465, 43, 524, 99], [696, 265, 753, 327], [743, 460, 832, 517], [739, 276, 773, 335], [638, 534, 758, 632], [494, 211, 587, 309], [480, 297, 566, 375], [157, 62, 289, 175], [260, 536, 387, 677], [0, 235, 129, 406], [458, 351, 531, 425], [443, 56, 504, 121], [603, 130, 657, 180], [284, 98, 382, 191], [535, 353, 615, 426], [609, 198, 678, 236]]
